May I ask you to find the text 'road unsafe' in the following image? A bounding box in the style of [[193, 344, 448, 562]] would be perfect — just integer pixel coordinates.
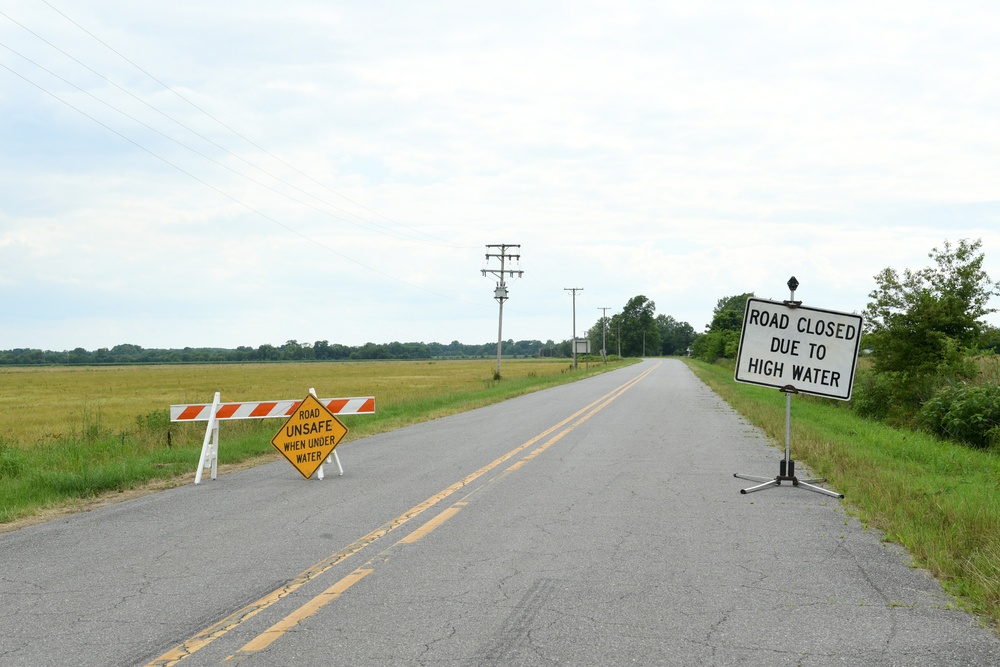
[[271, 395, 349, 478]]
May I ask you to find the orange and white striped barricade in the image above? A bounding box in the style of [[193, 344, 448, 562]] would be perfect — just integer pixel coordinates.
[[170, 389, 375, 483]]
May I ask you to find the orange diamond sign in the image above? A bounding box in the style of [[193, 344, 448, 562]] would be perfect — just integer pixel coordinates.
[[271, 393, 349, 479]]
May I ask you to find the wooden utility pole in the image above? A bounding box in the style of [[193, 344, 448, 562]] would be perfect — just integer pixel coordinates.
[[482, 244, 523, 377], [564, 287, 583, 368], [598, 307, 610, 363]]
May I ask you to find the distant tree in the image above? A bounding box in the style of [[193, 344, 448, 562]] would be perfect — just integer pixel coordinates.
[[655, 315, 696, 356], [281, 340, 305, 360], [707, 293, 754, 332], [68, 347, 91, 364], [691, 292, 754, 362], [110, 344, 143, 361], [587, 316, 613, 357], [509, 340, 543, 357], [980, 325, 1000, 354], [618, 295, 660, 356], [256, 344, 279, 361], [351, 342, 390, 360]]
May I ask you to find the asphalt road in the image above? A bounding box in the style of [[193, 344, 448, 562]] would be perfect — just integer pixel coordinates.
[[2, 359, 998, 666]]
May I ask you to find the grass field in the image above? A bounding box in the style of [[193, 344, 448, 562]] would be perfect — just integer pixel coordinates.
[[0, 359, 633, 527], [683, 358, 1000, 632]]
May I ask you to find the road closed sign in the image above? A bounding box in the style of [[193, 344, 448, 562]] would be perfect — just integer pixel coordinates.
[[734, 298, 863, 400], [271, 393, 349, 479]]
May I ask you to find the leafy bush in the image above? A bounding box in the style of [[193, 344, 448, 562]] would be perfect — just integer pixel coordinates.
[[919, 383, 1000, 449], [850, 369, 896, 421], [691, 330, 740, 363], [859, 239, 1000, 426]]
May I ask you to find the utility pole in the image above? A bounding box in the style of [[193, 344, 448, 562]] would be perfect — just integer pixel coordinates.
[[564, 287, 583, 368], [482, 244, 523, 378], [598, 307, 610, 363]]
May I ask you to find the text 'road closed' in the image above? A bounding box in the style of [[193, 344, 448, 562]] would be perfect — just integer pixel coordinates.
[[735, 298, 863, 401]]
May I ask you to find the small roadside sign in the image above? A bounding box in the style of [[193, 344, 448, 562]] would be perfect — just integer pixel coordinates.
[[270, 393, 349, 479], [734, 298, 863, 400]]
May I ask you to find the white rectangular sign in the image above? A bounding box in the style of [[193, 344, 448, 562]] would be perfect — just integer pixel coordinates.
[[734, 298, 863, 400]]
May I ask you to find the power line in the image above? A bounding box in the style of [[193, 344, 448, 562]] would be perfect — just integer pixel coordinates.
[[5, 4, 471, 249], [0, 5, 497, 313], [1, 61, 486, 307], [0, 40, 409, 238]]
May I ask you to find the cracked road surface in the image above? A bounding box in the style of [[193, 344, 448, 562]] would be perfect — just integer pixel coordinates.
[[1, 359, 998, 666]]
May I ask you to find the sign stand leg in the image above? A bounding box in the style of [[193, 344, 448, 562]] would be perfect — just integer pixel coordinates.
[[318, 451, 344, 480], [309, 388, 345, 480], [194, 392, 221, 484], [734, 388, 843, 499]]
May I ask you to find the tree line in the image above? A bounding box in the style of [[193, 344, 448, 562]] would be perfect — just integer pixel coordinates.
[[0, 339, 573, 366], [1, 293, 703, 367], [0, 295, 702, 367]]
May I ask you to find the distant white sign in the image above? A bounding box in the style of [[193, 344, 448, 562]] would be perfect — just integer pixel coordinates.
[[574, 339, 591, 354], [734, 298, 863, 400]]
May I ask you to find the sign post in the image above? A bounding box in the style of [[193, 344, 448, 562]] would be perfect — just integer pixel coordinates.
[[574, 339, 591, 370], [733, 277, 862, 498]]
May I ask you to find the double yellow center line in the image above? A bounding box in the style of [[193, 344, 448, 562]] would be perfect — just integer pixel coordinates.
[[148, 362, 657, 666]]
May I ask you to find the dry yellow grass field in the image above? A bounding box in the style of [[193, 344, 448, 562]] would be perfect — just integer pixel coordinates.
[[0, 359, 589, 448], [0, 358, 634, 530]]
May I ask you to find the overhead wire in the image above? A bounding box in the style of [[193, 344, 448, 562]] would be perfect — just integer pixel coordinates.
[[0, 39, 457, 244], [37, 0, 474, 250], [3, 6, 464, 249], [1, 4, 488, 309], [1, 60, 484, 307]]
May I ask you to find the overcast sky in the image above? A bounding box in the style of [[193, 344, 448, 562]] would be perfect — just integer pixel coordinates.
[[3, 1, 1000, 352]]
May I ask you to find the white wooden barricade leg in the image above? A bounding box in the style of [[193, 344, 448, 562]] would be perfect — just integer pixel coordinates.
[[194, 392, 221, 484], [312, 387, 344, 480]]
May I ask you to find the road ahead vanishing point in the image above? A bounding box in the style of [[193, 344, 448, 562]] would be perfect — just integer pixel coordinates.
[[2, 359, 998, 666]]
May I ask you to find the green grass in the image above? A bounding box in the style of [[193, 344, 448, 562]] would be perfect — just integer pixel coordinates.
[[684, 358, 1000, 632], [0, 359, 636, 526]]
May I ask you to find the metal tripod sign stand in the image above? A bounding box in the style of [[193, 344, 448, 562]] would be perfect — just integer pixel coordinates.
[[733, 385, 844, 498], [732, 277, 862, 498]]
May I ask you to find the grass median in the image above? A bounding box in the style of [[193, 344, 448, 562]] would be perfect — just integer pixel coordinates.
[[684, 357, 1000, 632], [0, 358, 635, 529]]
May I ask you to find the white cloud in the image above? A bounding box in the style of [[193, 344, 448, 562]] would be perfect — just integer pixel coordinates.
[[2, 0, 1000, 351]]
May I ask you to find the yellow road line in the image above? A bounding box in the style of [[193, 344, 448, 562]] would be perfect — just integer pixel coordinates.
[[229, 361, 662, 658], [146, 363, 658, 666], [507, 362, 655, 472], [231, 568, 374, 656], [398, 503, 467, 545]]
